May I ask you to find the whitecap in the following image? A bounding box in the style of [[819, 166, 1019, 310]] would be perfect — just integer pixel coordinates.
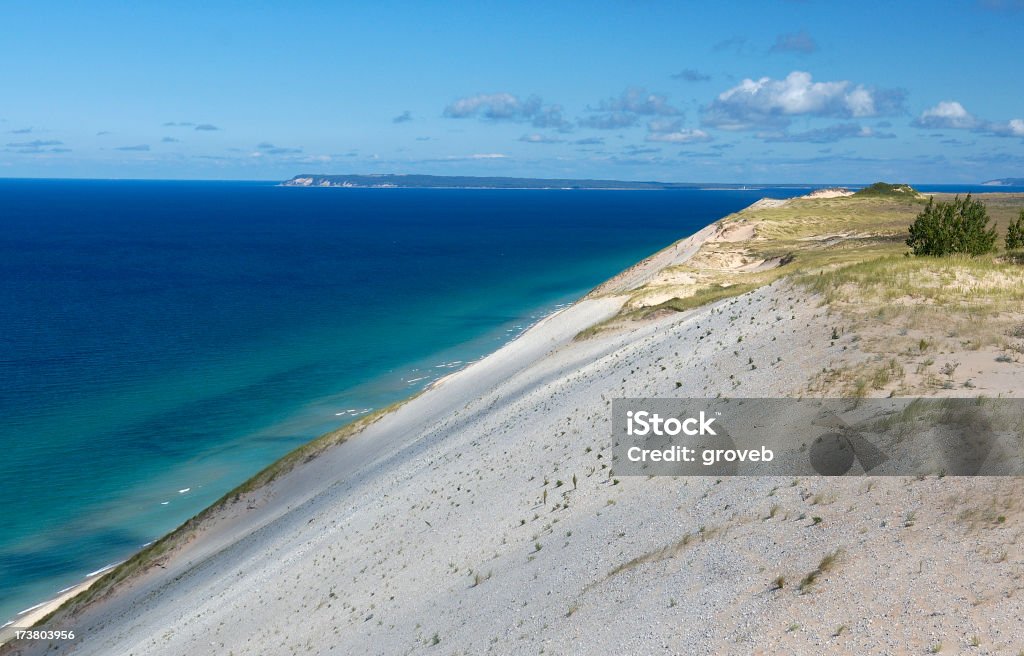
[[16, 602, 46, 616], [86, 562, 121, 578]]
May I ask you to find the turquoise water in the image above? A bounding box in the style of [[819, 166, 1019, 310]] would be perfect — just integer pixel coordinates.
[[0, 180, 817, 622]]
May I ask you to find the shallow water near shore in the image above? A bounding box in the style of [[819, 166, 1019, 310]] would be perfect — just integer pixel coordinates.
[[0, 180, 830, 622]]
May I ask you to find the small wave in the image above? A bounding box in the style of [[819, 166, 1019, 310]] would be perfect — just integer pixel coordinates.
[[178, 488, 190, 494], [16, 602, 46, 616], [86, 562, 122, 578], [160, 501, 169, 505]]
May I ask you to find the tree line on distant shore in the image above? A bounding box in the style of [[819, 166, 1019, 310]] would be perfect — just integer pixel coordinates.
[[906, 194, 1024, 256]]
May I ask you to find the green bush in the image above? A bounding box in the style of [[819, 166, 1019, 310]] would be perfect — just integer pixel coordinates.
[[854, 182, 918, 198], [906, 194, 997, 256], [1006, 210, 1024, 251]]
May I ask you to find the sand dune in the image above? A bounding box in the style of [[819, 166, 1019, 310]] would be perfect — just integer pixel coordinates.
[[8, 196, 1024, 656]]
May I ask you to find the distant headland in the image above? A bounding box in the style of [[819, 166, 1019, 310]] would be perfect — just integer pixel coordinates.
[[281, 173, 776, 190], [982, 178, 1024, 186]]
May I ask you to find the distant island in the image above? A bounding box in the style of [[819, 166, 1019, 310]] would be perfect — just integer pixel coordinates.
[[982, 178, 1024, 186], [282, 173, 777, 190]]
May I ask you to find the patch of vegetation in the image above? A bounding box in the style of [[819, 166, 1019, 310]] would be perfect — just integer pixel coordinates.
[[636, 283, 758, 318], [797, 253, 1024, 309], [798, 549, 842, 592], [600, 526, 720, 584], [1006, 209, 1024, 250], [854, 182, 920, 198], [906, 195, 997, 256]]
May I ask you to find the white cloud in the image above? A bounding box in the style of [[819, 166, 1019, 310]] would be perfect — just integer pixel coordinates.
[[912, 101, 1024, 138], [703, 71, 905, 130], [988, 118, 1024, 137], [912, 101, 979, 129]]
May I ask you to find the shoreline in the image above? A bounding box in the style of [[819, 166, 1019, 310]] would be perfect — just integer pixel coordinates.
[[0, 283, 606, 646], [2, 568, 111, 632]]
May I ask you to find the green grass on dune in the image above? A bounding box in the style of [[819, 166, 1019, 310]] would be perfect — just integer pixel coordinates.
[[798, 253, 1024, 308], [577, 191, 1024, 339]]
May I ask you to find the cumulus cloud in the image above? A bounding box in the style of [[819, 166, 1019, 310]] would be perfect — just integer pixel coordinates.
[[672, 68, 711, 82], [115, 144, 150, 151], [990, 118, 1024, 137], [444, 93, 570, 130], [392, 110, 413, 124], [163, 121, 194, 127], [913, 101, 1024, 138], [194, 124, 219, 131], [8, 127, 33, 134], [96, 130, 111, 136], [912, 101, 979, 129], [770, 30, 818, 54], [519, 133, 563, 144], [573, 137, 604, 145], [161, 137, 180, 143], [702, 71, 905, 130], [763, 123, 896, 143]]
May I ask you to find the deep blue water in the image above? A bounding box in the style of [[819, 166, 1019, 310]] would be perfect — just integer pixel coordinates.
[[3, 178, 973, 623]]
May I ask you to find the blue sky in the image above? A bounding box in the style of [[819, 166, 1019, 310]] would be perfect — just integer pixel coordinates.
[[2, 0, 1022, 182]]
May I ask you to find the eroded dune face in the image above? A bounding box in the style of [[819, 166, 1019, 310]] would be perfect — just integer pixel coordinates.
[[21, 193, 1024, 656]]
